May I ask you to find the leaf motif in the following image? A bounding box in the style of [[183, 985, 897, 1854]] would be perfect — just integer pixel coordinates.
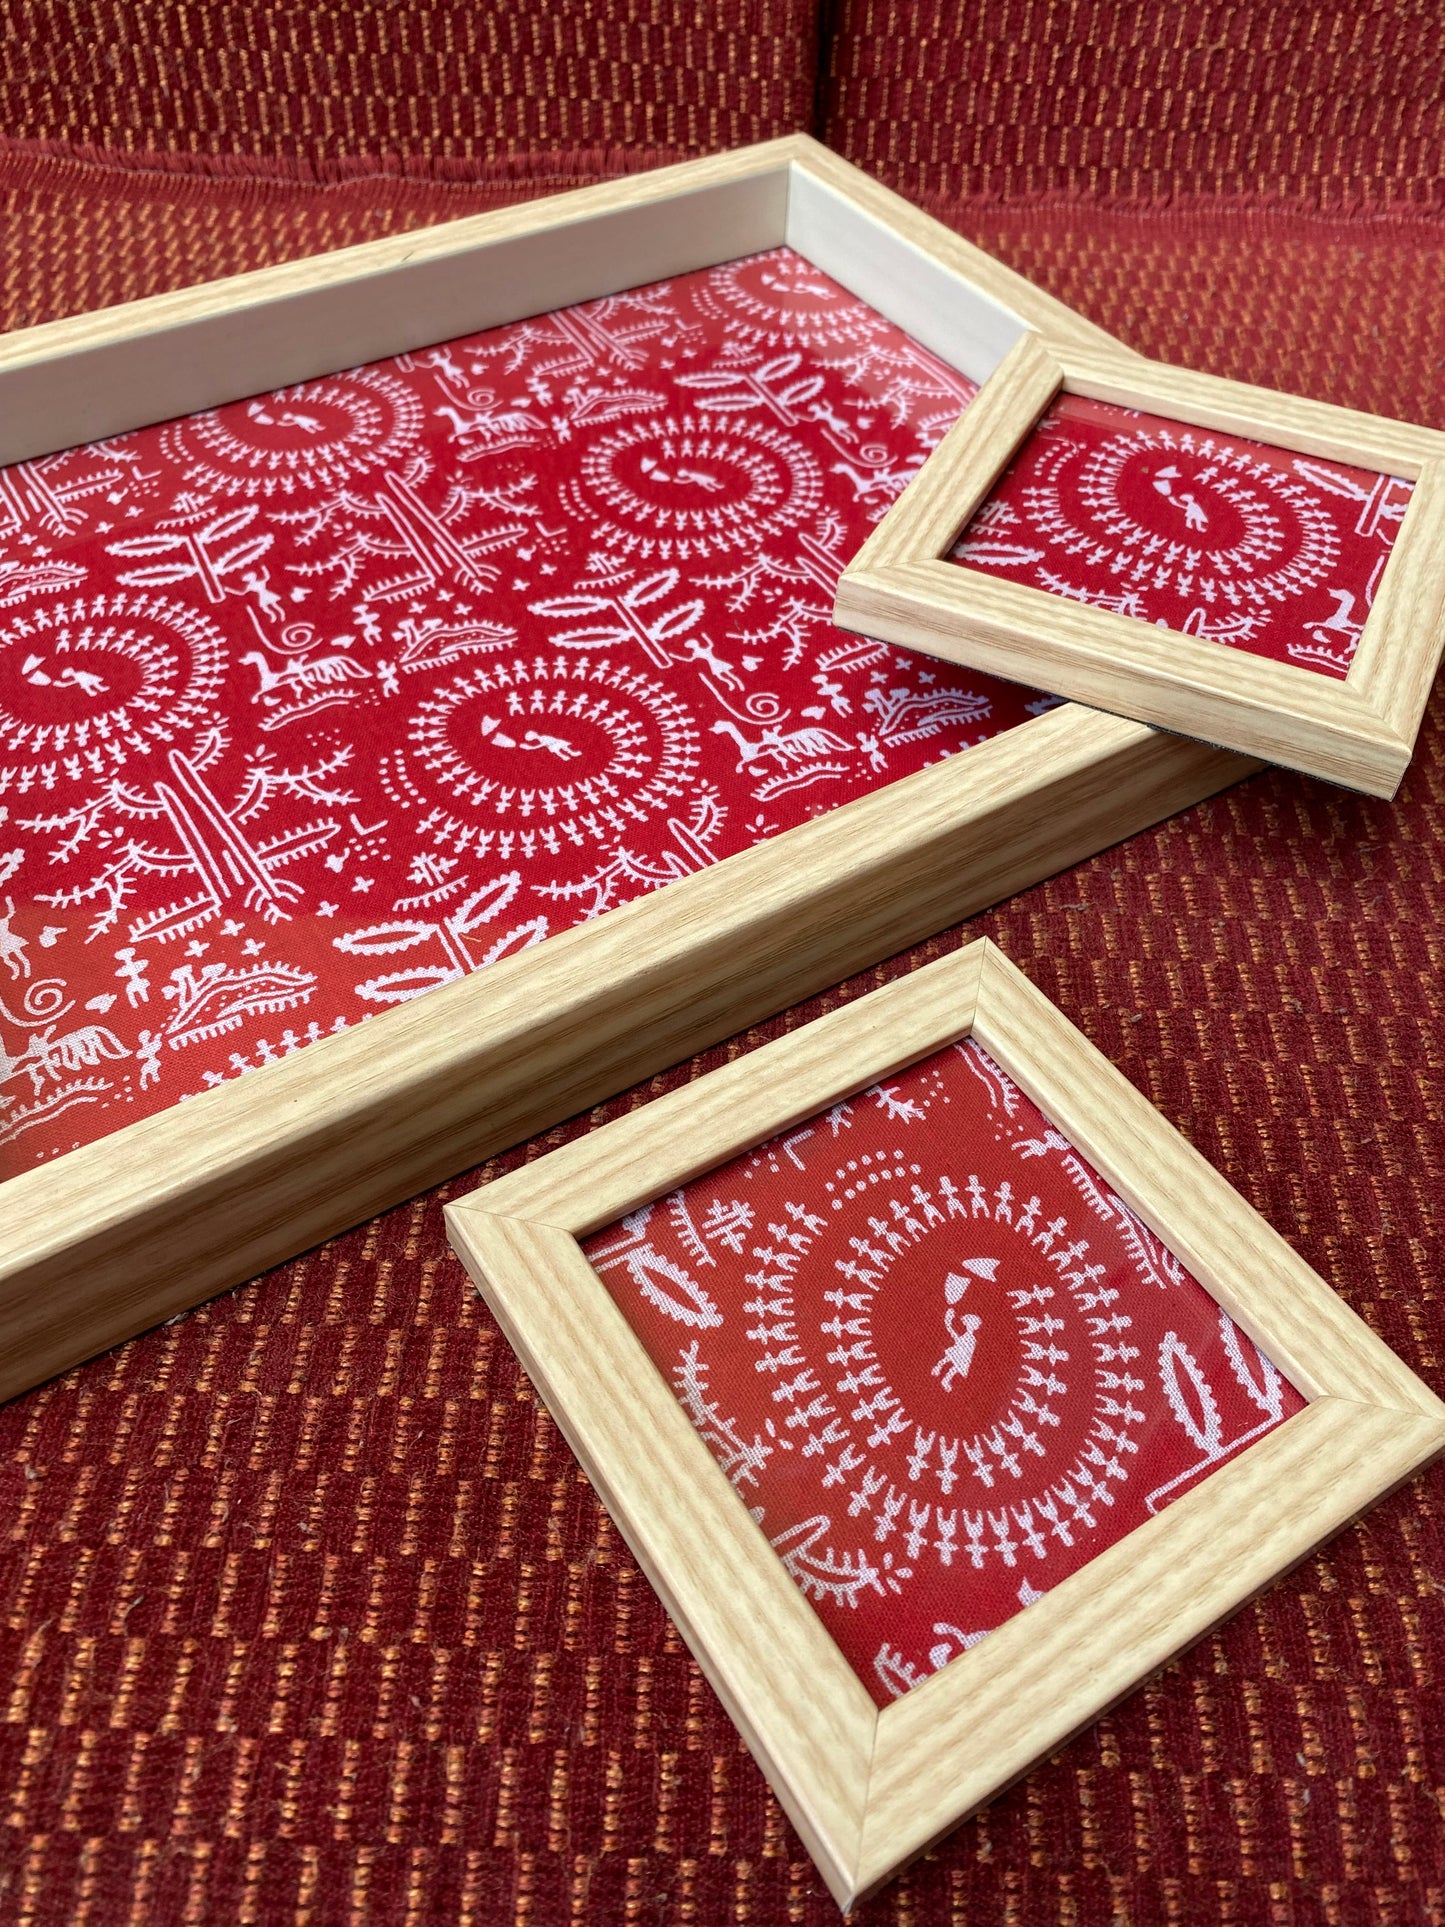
[[210, 535, 273, 576], [449, 871, 523, 935], [529, 594, 613, 619], [478, 917, 549, 967], [113, 563, 200, 587], [354, 966, 461, 1004], [199, 505, 260, 544], [956, 540, 1047, 569], [106, 531, 190, 558], [333, 920, 435, 956], [646, 601, 705, 643], [547, 625, 633, 649], [623, 569, 680, 609]]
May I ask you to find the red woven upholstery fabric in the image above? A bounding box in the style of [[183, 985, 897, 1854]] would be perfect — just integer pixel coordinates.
[[3, 1, 817, 162], [822, 0, 1445, 212], [0, 145, 664, 335], [2, 139, 1445, 1927]]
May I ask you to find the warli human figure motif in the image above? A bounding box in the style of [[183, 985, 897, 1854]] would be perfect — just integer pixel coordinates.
[[0, 251, 1051, 1171], [956, 392, 1411, 675], [586, 1038, 1304, 1705]]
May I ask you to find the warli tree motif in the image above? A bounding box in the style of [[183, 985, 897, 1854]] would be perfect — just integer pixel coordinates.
[[0, 250, 1052, 1171]]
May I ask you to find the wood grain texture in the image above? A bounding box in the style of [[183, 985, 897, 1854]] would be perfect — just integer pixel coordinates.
[[836, 558, 1412, 795], [444, 937, 1445, 1908], [969, 944, 1445, 1421], [0, 709, 1254, 1404], [835, 337, 1445, 798], [855, 1396, 1445, 1902], [1350, 458, 1445, 743], [445, 1209, 878, 1910], [1057, 344, 1444, 475], [474, 943, 985, 1234]]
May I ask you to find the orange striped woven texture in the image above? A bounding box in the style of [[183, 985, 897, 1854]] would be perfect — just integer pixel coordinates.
[[2, 149, 1445, 1925]]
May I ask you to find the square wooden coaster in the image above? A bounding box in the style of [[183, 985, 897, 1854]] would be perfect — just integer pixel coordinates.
[[446, 939, 1445, 1908], [834, 335, 1445, 796]]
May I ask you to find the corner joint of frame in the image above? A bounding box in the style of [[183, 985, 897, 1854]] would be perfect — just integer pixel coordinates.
[[442, 1194, 521, 1239], [771, 131, 828, 168], [1337, 692, 1413, 795], [949, 936, 993, 1032], [834, 1705, 887, 1913], [441, 1193, 487, 1226], [970, 936, 1023, 1014], [831, 558, 921, 620], [1016, 328, 1065, 380], [447, 1191, 584, 1247], [1336, 1386, 1445, 1435]]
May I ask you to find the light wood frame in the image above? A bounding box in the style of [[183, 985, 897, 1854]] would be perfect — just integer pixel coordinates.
[[446, 937, 1445, 1911], [0, 138, 1258, 1404], [834, 334, 1445, 797]]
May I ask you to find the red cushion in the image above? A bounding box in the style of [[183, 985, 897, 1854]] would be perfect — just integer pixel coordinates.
[[3, 0, 818, 163], [822, 0, 1445, 212]]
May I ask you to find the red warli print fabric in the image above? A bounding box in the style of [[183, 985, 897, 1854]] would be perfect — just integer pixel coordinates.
[[585, 1038, 1304, 1708], [954, 393, 1411, 674], [0, 249, 1053, 1175]]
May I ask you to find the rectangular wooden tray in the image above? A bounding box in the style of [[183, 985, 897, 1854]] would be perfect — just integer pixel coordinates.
[[0, 136, 1254, 1402]]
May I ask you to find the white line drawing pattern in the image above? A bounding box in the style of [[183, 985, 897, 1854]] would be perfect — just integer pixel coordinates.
[[954, 391, 1410, 675], [0, 249, 1045, 1172], [585, 1038, 1304, 1705]]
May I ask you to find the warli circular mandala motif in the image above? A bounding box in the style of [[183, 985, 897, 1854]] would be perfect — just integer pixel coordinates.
[[1025, 424, 1339, 604], [0, 590, 227, 791], [162, 369, 423, 498], [589, 1036, 1301, 1703], [563, 416, 823, 560], [739, 1162, 1146, 1576], [694, 250, 891, 354], [395, 654, 702, 857]]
